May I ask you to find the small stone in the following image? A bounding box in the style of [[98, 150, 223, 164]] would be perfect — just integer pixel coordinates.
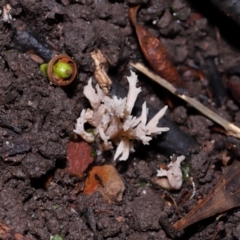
[[66, 141, 94, 178]]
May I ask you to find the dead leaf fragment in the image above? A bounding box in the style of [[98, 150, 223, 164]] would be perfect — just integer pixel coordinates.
[[84, 165, 125, 203], [29, 53, 44, 64], [0, 222, 30, 240], [129, 6, 185, 88], [67, 141, 94, 179], [173, 160, 240, 230], [90, 49, 112, 94]]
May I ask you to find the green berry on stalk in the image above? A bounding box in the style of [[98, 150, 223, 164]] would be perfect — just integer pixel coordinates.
[[40, 63, 48, 77], [53, 61, 73, 79]]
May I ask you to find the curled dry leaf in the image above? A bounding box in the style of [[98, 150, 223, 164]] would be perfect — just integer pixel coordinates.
[[129, 6, 185, 88], [66, 141, 94, 179], [84, 165, 125, 203], [173, 160, 240, 231]]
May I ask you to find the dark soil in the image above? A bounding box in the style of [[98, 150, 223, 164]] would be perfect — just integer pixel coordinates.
[[1, 0, 240, 239]]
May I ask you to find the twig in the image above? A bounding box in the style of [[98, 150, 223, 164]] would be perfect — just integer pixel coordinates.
[[165, 193, 183, 217], [189, 177, 196, 199], [130, 62, 240, 139]]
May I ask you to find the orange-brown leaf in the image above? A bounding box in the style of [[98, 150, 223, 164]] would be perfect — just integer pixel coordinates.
[[129, 6, 185, 88], [84, 165, 125, 203], [67, 141, 94, 179]]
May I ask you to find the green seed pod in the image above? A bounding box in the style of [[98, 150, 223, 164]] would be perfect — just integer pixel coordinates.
[[40, 63, 48, 77], [53, 61, 73, 79], [47, 54, 77, 87]]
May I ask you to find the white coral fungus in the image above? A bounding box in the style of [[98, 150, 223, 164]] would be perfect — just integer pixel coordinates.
[[157, 155, 185, 190], [74, 70, 169, 161]]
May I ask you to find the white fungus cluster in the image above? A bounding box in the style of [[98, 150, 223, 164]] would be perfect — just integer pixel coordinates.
[[157, 155, 185, 190], [74, 71, 169, 161]]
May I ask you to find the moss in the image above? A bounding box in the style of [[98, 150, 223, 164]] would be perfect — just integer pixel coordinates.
[[50, 234, 64, 240], [182, 162, 191, 181]]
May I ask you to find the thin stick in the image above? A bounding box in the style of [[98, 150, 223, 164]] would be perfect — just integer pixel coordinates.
[[130, 62, 240, 139]]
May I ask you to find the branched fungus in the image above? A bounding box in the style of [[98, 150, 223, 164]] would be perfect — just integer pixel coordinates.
[[74, 71, 169, 161], [157, 155, 185, 190]]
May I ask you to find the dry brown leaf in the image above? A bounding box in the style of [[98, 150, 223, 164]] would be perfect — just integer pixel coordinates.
[[84, 165, 125, 203], [173, 160, 240, 230], [129, 6, 185, 88]]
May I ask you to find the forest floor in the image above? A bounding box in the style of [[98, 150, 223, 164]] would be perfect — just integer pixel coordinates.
[[1, 0, 240, 239]]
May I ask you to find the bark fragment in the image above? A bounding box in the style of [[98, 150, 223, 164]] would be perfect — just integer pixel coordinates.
[[90, 50, 112, 94]]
